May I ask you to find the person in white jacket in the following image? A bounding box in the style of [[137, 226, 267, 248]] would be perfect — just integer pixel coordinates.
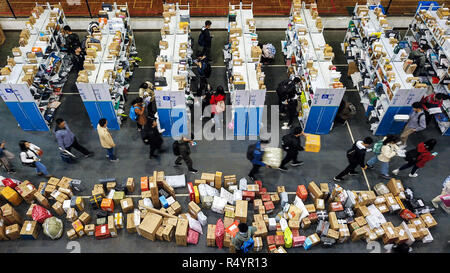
[[18, 140, 52, 178], [366, 135, 400, 180], [97, 118, 118, 162]]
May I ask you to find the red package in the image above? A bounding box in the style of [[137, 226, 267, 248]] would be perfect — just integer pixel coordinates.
[[242, 191, 255, 202], [187, 182, 195, 202], [264, 201, 275, 213], [95, 224, 111, 239], [225, 220, 239, 237], [32, 204, 52, 223], [259, 187, 267, 195], [308, 212, 318, 223], [330, 202, 344, 211], [268, 244, 277, 253], [215, 218, 224, 249], [293, 236, 306, 247], [255, 180, 262, 189], [187, 228, 199, 245], [275, 235, 284, 247], [296, 185, 308, 201], [140, 177, 149, 192], [291, 229, 299, 237], [2, 178, 19, 189], [261, 194, 271, 202], [399, 209, 416, 220], [266, 235, 275, 245]]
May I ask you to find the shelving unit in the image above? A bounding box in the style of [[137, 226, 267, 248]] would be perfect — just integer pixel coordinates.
[[342, 2, 427, 136], [153, 3, 193, 137], [282, 1, 345, 135], [403, 3, 450, 135], [224, 2, 266, 136], [0, 2, 69, 131], [76, 2, 138, 130]]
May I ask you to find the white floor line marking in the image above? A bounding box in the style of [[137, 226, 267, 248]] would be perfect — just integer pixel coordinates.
[[346, 121, 371, 190], [80, 192, 306, 199]]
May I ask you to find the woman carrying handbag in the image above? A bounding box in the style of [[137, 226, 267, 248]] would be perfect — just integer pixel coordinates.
[[19, 140, 52, 178]]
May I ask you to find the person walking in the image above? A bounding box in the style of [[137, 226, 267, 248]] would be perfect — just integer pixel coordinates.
[[392, 139, 437, 178], [198, 20, 212, 61], [141, 118, 164, 159], [63, 26, 81, 54], [139, 81, 156, 116], [130, 97, 147, 132], [55, 118, 94, 159], [276, 77, 300, 128], [210, 86, 226, 130], [366, 135, 400, 180], [231, 223, 256, 254], [431, 175, 450, 209], [247, 140, 270, 181], [399, 102, 426, 148], [0, 140, 16, 173], [173, 137, 198, 173], [420, 92, 450, 124], [70, 46, 85, 72], [278, 127, 305, 171], [97, 118, 118, 162], [19, 140, 52, 178], [195, 55, 212, 79], [333, 137, 373, 182]]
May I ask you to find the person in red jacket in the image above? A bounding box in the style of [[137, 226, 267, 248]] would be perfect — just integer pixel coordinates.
[[421, 93, 450, 123], [392, 139, 437, 178], [210, 85, 226, 130]]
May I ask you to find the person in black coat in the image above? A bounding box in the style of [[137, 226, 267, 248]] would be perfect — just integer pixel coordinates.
[[63, 26, 81, 54], [173, 137, 198, 173], [278, 126, 306, 171], [199, 20, 212, 61], [71, 46, 85, 72], [276, 77, 300, 119], [333, 137, 373, 181], [141, 118, 163, 159]]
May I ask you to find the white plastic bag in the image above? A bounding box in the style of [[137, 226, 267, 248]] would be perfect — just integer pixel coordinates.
[[279, 218, 288, 232], [187, 215, 203, 234], [280, 192, 289, 208], [233, 190, 242, 203], [220, 188, 234, 205], [197, 211, 208, 227], [211, 196, 227, 214], [239, 178, 247, 191], [165, 174, 186, 188]]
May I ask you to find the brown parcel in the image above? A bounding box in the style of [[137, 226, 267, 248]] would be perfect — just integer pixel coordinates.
[[6, 224, 21, 240], [108, 215, 117, 238], [79, 212, 91, 225], [387, 178, 404, 196], [188, 201, 201, 219], [85, 224, 95, 236], [126, 213, 137, 234], [207, 224, 216, 247], [34, 192, 50, 209], [327, 229, 340, 240], [139, 213, 163, 241], [328, 211, 339, 230], [351, 228, 366, 242], [162, 224, 175, 241], [307, 181, 323, 199], [420, 213, 437, 228], [156, 225, 165, 241], [120, 198, 134, 213], [235, 200, 248, 223], [175, 218, 189, 246], [126, 178, 135, 193], [20, 220, 39, 239]]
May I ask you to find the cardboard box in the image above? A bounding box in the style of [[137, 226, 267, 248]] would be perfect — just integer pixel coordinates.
[[162, 224, 175, 242], [120, 198, 134, 213], [85, 224, 95, 236], [1, 204, 23, 225], [101, 198, 114, 212], [79, 212, 91, 225], [20, 221, 39, 239], [207, 224, 216, 247], [296, 185, 308, 201], [126, 213, 137, 234], [235, 200, 248, 223], [214, 171, 222, 189], [51, 201, 64, 216], [305, 204, 316, 213], [308, 181, 323, 199], [301, 217, 311, 229], [188, 201, 201, 219], [387, 178, 404, 196], [95, 224, 110, 239], [72, 219, 85, 237], [170, 201, 182, 215], [420, 213, 437, 228], [329, 212, 339, 230], [381, 222, 398, 244], [315, 199, 325, 210], [355, 216, 367, 227], [254, 221, 268, 238], [288, 219, 300, 230], [33, 192, 50, 209], [66, 229, 77, 240], [139, 213, 163, 241], [356, 205, 370, 217], [126, 178, 135, 193], [271, 194, 280, 204], [351, 227, 366, 242], [175, 218, 189, 246], [194, 179, 207, 187]]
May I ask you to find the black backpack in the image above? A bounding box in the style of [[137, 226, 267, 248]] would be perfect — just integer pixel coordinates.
[[405, 148, 420, 162], [247, 143, 257, 161], [276, 80, 291, 99], [173, 141, 180, 156]]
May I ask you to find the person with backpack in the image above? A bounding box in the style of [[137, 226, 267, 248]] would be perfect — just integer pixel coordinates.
[[130, 97, 147, 132], [279, 127, 305, 171], [210, 86, 226, 130], [399, 102, 426, 148], [141, 118, 164, 159], [276, 77, 300, 122], [54, 118, 94, 159], [173, 137, 198, 173], [333, 137, 373, 182], [195, 55, 212, 79], [97, 118, 118, 162], [335, 99, 357, 125], [19, 140, 52, 178], [247, 140, 270, 181], [392, 139, 437, 178], [232, 223, 256, 254], [0, 140, 16, 174], [63, 26, 80, 54], [198, 20, 213, 61], [194, 77, 212, 121], [139, 81, 156, 116], [366, 135, 400, 180]]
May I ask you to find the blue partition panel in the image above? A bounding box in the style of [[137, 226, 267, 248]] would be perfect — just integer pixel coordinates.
[[170, 108, 188, 138], [234, 107, 248, 136], [157, 108, 173, 137], [304, 106, 339, 135], [97, 101, 120, 130], [248, 107, 263, 136], [5, 102, 34, 131], [375, 106, 412, 136], [83, 101, 103, 129], [20, 102, 49, 131]]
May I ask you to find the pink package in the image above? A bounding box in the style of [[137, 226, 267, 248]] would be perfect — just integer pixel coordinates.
[[440, 195, 450, 207], [187, 228, 199, 245], [293, 236, 306, 247]]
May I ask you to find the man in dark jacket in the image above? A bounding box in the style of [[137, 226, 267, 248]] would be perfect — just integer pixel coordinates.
[[247, 140, 270, 181], [279, 126, 305, 171], [71, 46, 85, 72], [277, 77, 300, 119], [63, 26, 81, 54], [232, 223, 256, 253], [199, 20, 212, 61], [333, 137, 373, 181], [174, 137, 198, 173], [141, 118, 163, 159]]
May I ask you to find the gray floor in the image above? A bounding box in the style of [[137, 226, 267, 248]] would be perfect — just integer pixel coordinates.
[[0, 29, 449, 253]]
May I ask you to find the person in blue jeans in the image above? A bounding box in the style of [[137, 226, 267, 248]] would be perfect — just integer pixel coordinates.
[[247, 140, 270, 181], [96, 118, 118, 162], [19, 140, 52, 178], [366, 135, 400, 180]]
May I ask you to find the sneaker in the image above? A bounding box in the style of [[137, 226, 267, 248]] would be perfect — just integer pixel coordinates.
[[85, 152, 94, 158], [281, 125, 291, 130], [409, 173, 418, 178], [380, 174, 391, 180], [278, 166, 288, 172], [431, 201, 439, 209], [174, 162, 182, 166], [37, 172, 43, 176], [110, 159, 120, 163], [211, 118, 215, 124], [105, 155, 109, 158], [200, 116, 204, 120], [333, 177, 343, 182], [349, 171, 359, 176], [290, 161, 304, 167], [158, 128, 166, 133], [392, 169, 399, 175], [366, 165, 374, 170], [189, 169, 198, 174], [398, 144, 407, 150]]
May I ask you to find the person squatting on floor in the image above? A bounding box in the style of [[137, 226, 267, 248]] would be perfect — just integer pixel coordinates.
[[247, 139, 270, 181], [232, 223, 256, 254], [334, 137, 373, 182], [173, 137, 198, 174], [54, 118, 94, 162], [279, 126, 306, 171], [366, 135, 401, 180], [19, 140, 52, 178], [0, 140, 16, 173], [97, 118, 118, 163], [392, 139, 437, 178]]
